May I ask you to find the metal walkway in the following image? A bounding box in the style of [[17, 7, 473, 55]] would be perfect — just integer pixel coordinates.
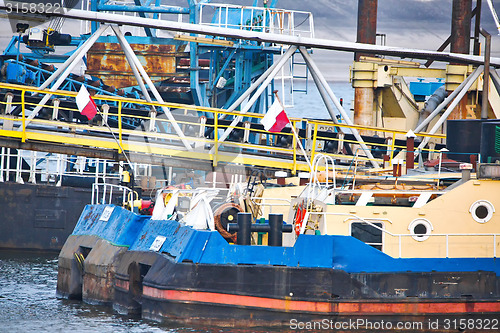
[[0, 82, 444, 173]]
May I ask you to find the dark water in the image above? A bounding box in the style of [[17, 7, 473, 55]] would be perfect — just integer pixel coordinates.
[[0, 251, 276, 333]]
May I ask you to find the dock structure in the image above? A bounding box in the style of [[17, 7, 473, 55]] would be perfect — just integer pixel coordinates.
[[1, 0, 500, 177], [0, 81, 448, 174]]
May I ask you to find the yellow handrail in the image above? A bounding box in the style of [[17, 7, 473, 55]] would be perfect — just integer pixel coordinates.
[[0, 82, 446, 173]]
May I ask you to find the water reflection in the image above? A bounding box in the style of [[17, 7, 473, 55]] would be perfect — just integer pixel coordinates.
[[0, 252, 278, 333]]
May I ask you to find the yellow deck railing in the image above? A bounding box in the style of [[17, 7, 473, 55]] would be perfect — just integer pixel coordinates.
[[0, 82, 445, 173]]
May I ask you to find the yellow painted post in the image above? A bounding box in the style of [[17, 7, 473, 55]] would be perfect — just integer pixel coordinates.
[[118, 100, 123, 153], [292, 120, 297, 174], [310, 123, 318, 166], [21, 90, 26, 142], [213, 112, 218, 167], [389, 131, 396, 161]]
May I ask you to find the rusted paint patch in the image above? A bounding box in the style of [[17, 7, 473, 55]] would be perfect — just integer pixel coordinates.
[[86, 43, 180, 88]]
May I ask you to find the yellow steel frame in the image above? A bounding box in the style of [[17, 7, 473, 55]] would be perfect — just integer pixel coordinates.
[[0, 82, 444, 172]]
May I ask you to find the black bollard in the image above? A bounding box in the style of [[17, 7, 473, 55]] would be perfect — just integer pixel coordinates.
[[269, 214, 284, 246], [236, 212, 252, 245], [228, 213, 292, 246]]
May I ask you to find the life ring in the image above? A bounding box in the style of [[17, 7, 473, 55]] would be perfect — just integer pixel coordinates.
[[213, 202, 244, 242], [294, 202, 306, 236]]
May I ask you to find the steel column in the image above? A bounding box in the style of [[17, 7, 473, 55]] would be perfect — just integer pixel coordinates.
[[299, 47, 380, 168], [481, 28, 491, 119], [355, 0, 378, 61], [449, 0, 473, 119], [354, 0, 378, 132]]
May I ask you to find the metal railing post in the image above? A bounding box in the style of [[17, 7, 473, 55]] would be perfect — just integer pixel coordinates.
[[398, 235, 402, 258], [310, 122, 318, 167], [91, 183, 96, 205], [494, 234, 497, 258], [118, 101, 123, 153], [213, 112, 218, 167], [29, 151, 36, 184], [21, 90, 26, 142], [101, 103, 109, 126], [6, 148, 10, 182], [56, 154, 63, 186], [292, 121, 297, 174], [0, 147, 4, 182], [52, 98, 60, 120], [15, 150, 23, 184], [446, 234, 449, 258]]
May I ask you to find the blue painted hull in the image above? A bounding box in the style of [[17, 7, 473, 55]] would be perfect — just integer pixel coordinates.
[[57, 204, 500, 327]]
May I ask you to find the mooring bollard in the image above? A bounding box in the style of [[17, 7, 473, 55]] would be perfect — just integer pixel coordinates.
[[228, 213, 292, 246]]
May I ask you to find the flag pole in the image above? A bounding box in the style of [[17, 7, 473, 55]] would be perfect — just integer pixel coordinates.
[[273, 91, 312, 172]]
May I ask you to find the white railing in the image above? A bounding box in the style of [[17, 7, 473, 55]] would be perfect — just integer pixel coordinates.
[[0, 148, 159, 187], [199, 3, 314, 38], [250, 196, 291, 217], [303, 211, 500, 259], [92, 182, 135, 209]]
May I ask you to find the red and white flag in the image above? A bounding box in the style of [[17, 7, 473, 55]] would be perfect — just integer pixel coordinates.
[[76, 85, 98, 120], [261, 99, 290, 133]]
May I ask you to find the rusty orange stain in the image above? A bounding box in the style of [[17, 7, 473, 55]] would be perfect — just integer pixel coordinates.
[[86, 43, 185, 88]]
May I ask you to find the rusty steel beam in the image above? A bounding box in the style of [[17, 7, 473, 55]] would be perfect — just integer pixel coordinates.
[[355, 0, 378, 133], [473, 0, 482, 56], [355, 0, 378, 61], [451, 0, 473, 55], [450, 0, 473, 120]]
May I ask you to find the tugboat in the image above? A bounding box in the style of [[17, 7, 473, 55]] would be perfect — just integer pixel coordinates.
[[56, 162, 500, 329]]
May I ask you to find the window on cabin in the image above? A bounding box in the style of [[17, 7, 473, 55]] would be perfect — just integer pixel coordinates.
[[351, 222, 383, 251]]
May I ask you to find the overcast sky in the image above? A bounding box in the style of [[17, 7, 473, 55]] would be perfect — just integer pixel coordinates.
[[1, 0, 500, 80]]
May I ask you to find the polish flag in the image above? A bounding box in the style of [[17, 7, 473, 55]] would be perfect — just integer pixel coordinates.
[[76, 85, 98, 120], [261, 99, 290, 133]]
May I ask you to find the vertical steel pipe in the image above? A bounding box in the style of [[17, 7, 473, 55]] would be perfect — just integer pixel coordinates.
[[354, 0, 378, 132], [481, 28, 491, 119], [268, 214, 283, 247], [451, 0, 473, 55], [355, 0, 378, 60], [450, 0, 473, 120], [473, 0, 482, 55], [236, 213, 252, 245]]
